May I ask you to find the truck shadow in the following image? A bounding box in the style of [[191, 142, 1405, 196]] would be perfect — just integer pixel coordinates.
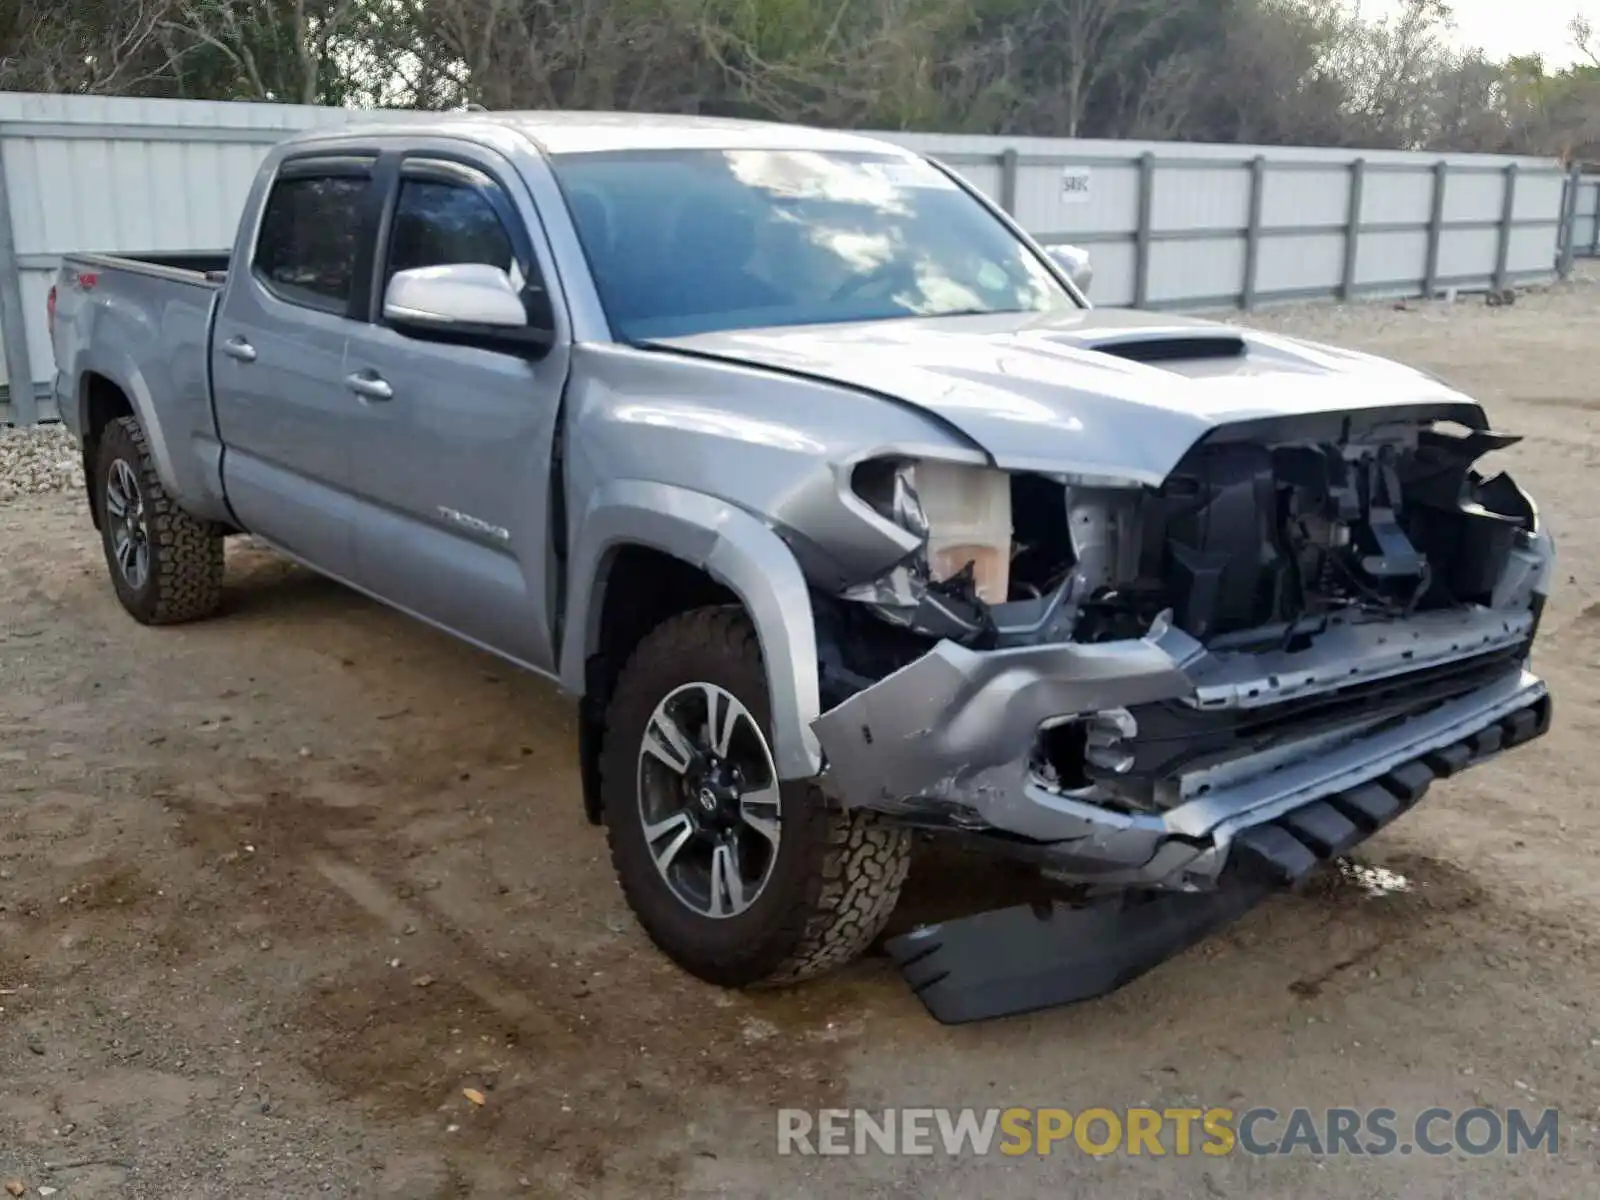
[[886, 834, 1472, 938], [877, 834, 1496, 1017], [213, 540, 376, 623]]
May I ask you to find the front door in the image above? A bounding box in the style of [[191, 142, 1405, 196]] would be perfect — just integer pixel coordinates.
[[211, 153, 381, 578], [341, 148, 571, 672]]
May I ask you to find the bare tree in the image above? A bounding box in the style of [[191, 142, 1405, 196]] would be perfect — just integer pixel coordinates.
[[1316, 0, 1459, 146], [0, 0, 184, 95], [931, 0, 1205, 138], [153, 0, 374, 103], [409, 0, 708, 112], [1196, 0, 1354, 145], [1121, 53, 1206, 140], [696, 0, 960, 128], [1572, 14, 1600, 69], [1009, 0, 1194, 136], [1426, 51, 1514, 151]]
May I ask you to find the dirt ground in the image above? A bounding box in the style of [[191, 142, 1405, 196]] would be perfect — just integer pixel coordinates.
[[5, 277, 1600, 1200]]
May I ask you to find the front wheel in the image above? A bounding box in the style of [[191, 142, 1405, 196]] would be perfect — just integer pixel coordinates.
[[95, 416, 224, 625], [602, 607, 911, 987]]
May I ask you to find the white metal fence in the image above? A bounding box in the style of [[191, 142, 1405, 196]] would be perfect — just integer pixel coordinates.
[[0, 92, 1580, 425], [1569, 174, 1600, 258]]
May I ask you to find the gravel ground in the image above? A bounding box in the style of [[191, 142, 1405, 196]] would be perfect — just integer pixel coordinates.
[[0, 423, 78, 502], [4, 273, 1600, 1199]]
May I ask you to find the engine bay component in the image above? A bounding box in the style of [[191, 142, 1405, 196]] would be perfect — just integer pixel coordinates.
[[842, 457, 1011, 643], [845, 456, 1143, 647], [840, 422, 1539, 667], [1153, 442, 1284, 641], [916, 460, 1013, 604], [1080, 424, 1538, 647]]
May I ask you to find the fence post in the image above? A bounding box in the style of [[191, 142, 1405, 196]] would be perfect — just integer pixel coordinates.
[[1134, 151, 1156, 308], [1590, 173, 1599, 256], [998, 148, 1019, 216], [1241, 155, 1267, 310], [1341, 157, 1365, 302], [1559, 161, 1581, 278], [1493, 162, 1518, 292], [0, 133, 37, 427], [1423, 161, 1448, 298]]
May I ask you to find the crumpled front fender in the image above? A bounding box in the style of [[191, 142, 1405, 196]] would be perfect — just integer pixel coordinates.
[[560, 478, 825, 779]]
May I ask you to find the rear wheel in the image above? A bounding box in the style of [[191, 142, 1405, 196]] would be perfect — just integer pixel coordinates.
[[96, 416, 224, 625], [602, 607, 912, 987]]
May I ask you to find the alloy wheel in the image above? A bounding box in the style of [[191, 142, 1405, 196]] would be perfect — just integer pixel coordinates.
[[635, 681, 783, 919], [105, 458, 150, 591]]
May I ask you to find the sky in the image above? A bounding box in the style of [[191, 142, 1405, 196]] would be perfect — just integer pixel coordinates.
[[1371, 0, 1598, 67]]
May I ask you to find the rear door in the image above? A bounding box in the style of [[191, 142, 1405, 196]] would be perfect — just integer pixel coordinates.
[[211, 153, 380, 577], [341, 145, 572, 672]]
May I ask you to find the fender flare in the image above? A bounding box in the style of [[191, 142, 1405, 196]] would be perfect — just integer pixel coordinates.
[[559, 479, 825, 780], [76, 354, 184, 502]]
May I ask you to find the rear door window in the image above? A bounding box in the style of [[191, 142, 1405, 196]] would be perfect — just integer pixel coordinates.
[[253, 171, 372, 313]]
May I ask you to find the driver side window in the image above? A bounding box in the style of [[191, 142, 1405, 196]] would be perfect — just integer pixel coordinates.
[[385, 174, 516, 288]]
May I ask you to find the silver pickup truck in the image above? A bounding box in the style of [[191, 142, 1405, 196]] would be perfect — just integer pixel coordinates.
[[50, 112, 1553, 1022]]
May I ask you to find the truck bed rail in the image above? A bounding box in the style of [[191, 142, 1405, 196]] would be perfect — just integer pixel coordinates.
[[62, 251, 229, 289]]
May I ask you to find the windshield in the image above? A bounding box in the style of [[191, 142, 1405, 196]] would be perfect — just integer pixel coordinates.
[[550, 148, 1079, 340]]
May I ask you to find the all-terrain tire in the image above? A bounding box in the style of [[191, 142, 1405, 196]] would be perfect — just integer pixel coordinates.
[[95, 415, 225, 625], [602, 606, 912, 987]]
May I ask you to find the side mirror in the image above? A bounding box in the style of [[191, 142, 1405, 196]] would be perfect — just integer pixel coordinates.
[[1046, 244, 1093, 295], [384, 263, 554, 351]]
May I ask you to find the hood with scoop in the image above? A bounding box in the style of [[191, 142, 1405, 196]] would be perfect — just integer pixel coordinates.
[[647, 308, 1486, 486]]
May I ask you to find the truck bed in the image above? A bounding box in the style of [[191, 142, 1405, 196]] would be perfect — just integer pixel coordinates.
[[53, 251, 233, 521], [65, 250, 231, 287]]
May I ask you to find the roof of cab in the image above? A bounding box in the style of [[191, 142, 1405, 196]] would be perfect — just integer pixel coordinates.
[[286, 110, 911, 157]]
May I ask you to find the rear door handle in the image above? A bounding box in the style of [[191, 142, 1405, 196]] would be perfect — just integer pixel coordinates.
[[345, 371, 394, 402], [221, 337, 257, 363]]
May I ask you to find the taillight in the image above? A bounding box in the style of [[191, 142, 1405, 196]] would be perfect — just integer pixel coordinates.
[[47, 284, 56, 342]]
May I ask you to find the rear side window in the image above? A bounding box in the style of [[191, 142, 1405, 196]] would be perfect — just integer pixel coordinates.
[[253, 174, 370, 312], [385, 179, 515, 283]]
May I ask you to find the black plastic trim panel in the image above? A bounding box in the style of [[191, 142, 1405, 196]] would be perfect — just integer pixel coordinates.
[[885, 690, 1551, 1024], [1232, 691, 1551, 886]]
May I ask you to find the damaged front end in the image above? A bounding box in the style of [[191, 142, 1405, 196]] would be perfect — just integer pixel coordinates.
[[811, 414, 1553, 891]]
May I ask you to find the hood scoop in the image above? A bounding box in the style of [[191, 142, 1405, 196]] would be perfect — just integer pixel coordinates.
[[1083, 332, 1249, 366], [650, 316, 1484, 486]]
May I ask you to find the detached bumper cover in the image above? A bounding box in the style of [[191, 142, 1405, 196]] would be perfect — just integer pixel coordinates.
[[811, 605, 1545, 887], [886, 686, 1551, 1024]]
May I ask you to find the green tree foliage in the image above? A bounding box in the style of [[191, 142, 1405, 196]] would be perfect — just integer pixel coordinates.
[[2, 0, 1598, 154]]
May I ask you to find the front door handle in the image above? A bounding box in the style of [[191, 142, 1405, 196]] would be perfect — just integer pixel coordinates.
[[345, 372, 394, 402], [221, 337, 257, 363]]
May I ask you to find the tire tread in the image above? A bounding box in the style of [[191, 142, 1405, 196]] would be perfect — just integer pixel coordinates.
[[98, 416, 224, 625], [602, 607, 910, 987]]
